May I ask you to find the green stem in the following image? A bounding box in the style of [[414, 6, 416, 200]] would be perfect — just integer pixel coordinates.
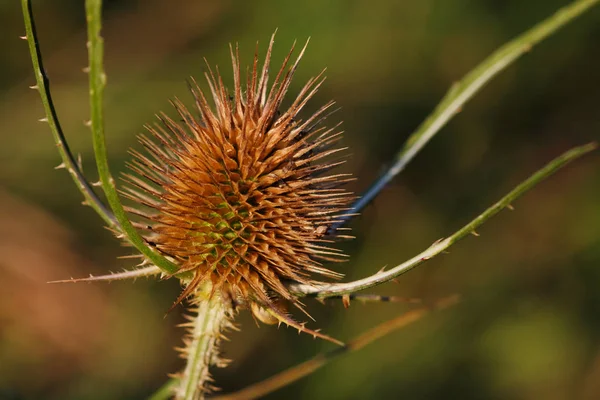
[[332, 0, 599, 228], [148, 379, 179, 400], [176, 290, 230, 400], [398, 0, 598, 169], [291, 143, 597, 298], [20, 0, 117, 230], [85, 0, 180, 275]]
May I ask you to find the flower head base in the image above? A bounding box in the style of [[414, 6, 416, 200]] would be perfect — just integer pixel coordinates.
[[123, 35, 353, 320]]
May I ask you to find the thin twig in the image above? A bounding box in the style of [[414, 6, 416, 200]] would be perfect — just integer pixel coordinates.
[[329, 0, 600, 232], [212, 295, 459, 400], [295, 143, 597, 298], [20, 0, 118, 230], [48, 265, 161, 284], [85, 0, 181, 275]]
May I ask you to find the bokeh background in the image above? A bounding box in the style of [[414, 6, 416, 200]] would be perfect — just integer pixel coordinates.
[[1, 1, 600, 399]]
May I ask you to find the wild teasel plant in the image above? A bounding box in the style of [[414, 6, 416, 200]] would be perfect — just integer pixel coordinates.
[[21, 0, 599, 398], [122, 39, 354, 326]]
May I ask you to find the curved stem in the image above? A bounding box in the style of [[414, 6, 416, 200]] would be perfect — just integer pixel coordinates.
[[329, 0, 599, 233], [85, 0, 181, 275], [20, 0, 118, 230], [296, 143, 597, 298]]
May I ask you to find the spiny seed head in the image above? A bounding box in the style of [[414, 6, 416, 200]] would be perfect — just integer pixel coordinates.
[[123, 35, 353, 316]]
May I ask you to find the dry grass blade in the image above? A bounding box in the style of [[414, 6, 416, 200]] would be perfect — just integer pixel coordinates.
[[212, 295, 459, 400]]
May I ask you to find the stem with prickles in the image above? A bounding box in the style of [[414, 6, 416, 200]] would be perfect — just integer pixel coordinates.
[[176, 285, 231, 400], [293, 143, 597, 298], [85, 0, 183, 276], [21, 0, 118, 230]]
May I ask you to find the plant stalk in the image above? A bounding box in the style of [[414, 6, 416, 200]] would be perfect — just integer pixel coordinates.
[[176, 289, 230, 400], [329, 0, 599, 232], [85, 0, 184, 276], [294, 143, 597, 298], [20, 0, 118, 230]]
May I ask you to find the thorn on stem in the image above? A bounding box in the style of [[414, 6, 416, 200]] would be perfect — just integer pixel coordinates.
[[38, 117, 48, 122], [29, 84, 38, 90], [431, 238, 445, 246], [19, 35, 27, 40], [54, 162, 66, 170], [471, 231, 480, 237], [506, 204, 514, 210], [84, 120, 92, 127], [342, 294, 350, 308]]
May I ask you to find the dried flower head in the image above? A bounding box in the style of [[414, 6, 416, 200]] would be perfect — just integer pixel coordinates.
[[122, 35, 353, 325]]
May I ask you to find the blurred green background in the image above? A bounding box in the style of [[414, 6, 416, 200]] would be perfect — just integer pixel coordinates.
[[1, 1, 600, 399]]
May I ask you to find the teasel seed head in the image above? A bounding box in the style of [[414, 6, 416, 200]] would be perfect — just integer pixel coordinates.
[[122, 34, 354, 321]]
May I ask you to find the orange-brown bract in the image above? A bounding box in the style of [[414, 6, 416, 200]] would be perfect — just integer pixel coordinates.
[[122, 35, 353, 323]]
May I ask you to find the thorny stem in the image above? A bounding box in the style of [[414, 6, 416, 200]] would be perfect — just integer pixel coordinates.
[[150, 295, 458, 400], [329, 0, 600, 232], [176, 288, 231, 400], [20, 0, 118, 230], [48, 264, 162, 284], [85, 0, 181, 275], [294, 143, 598, 298]]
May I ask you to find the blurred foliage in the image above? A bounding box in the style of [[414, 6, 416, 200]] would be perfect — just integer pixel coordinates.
[[1, 0, 599, 399]]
